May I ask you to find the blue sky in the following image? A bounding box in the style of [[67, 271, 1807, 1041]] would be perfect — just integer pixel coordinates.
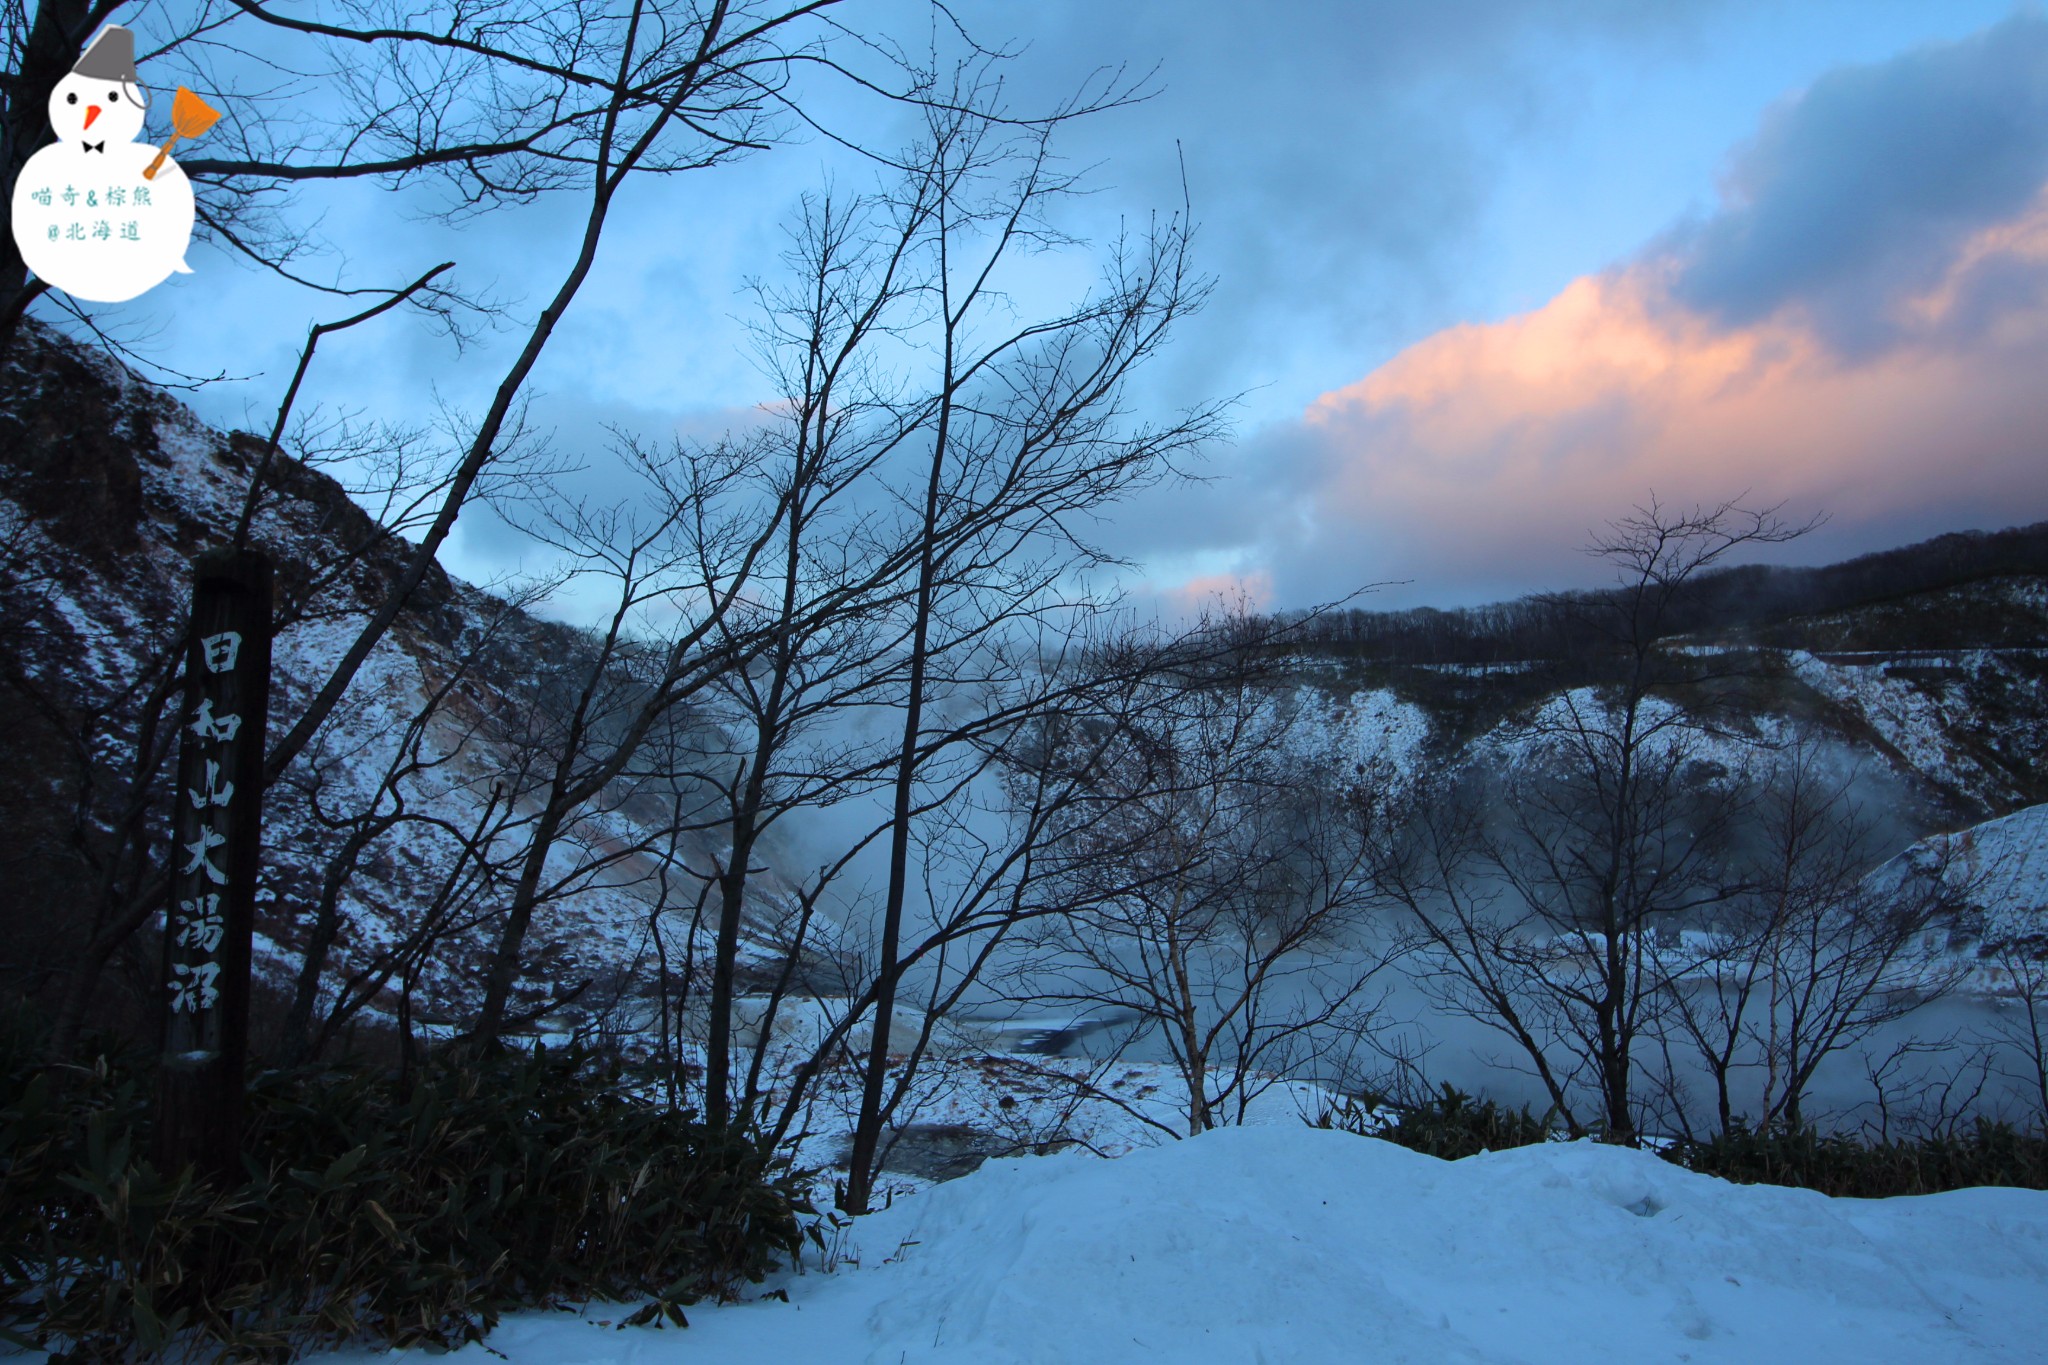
[[45, 0, 2043, 611]]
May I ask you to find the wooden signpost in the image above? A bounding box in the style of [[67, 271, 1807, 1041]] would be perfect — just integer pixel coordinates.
[[155, 548, 272, 1183]]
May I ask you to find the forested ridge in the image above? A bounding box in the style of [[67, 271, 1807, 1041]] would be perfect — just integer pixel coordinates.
[[1276, 521, 2048, 665]]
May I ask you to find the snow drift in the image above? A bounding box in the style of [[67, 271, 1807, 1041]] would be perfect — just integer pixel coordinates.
[[327, 1124, 2048, 1364]]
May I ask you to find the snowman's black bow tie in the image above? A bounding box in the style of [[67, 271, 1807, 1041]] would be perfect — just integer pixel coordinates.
[[81, 140, 105, 153]]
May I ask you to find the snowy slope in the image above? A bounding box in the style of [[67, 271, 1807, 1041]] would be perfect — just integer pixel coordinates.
[[1271, 683, 1432, 795], [323, 1124, 2048, 1365], [1955, 802, 2048, 947], [1783, 648, 2038, 806], [1, 319, 815, 1031], [1871, 801, 2048, 956]]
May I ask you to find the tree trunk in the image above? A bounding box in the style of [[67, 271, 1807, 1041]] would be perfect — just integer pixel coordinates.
[[706, 815, 762, 1130], [472, 802, 565, 1043], [274, 818, 390, 1064], [844, 383, 951, 1213]]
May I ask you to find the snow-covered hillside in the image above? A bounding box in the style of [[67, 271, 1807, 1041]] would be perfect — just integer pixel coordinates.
[[1, 319, 819, 1034], [1871, 800, 2048, 970], [321, 1124, 2048, 1365], [9, 318, 2046, 1103], [1948, 802, 2048, 948], [1786, 646, 2048, 809]]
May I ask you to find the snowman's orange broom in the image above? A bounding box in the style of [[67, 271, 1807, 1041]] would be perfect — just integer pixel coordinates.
[[143, 86, 221, 181]]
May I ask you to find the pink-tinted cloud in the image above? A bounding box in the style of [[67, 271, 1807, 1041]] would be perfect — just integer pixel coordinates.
[[1173, 15, 2048, 610], [1268, 184, 2048, 606], [1078, 14, 2048, 610]]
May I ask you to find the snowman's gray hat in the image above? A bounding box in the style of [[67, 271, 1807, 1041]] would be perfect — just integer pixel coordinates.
[[72, 25, 138, 84]]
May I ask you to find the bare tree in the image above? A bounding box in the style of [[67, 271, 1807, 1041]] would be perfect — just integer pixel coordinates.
[[14, 0, 921, 1061], [1985, 934, 2048, 1126], [709, 613, 1313, 1191], [1660, 731, 1965, 1134], [1374, 498, 1813, 1142], [688, 183, 938, 1135], [623, 62, 1224, 1209], [462, 437, 802, 1043], [270, 618, 513, 1065], [1014, 670, 1390, 1137], [3, 0, 851, 351], [845, 236, 1216, 1209], [1367, 767, 1593, 1131]]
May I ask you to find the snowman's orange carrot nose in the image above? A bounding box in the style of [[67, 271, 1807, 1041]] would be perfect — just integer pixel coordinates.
[[84, 105, 101, 130], [143, 86, 222, 181]]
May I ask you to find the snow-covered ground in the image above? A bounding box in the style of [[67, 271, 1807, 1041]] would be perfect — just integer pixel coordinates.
[[322, 1124, 2048, 1365]]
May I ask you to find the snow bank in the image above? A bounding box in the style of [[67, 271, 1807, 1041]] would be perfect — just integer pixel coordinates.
[[327, 1125, 2048, 1364]]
